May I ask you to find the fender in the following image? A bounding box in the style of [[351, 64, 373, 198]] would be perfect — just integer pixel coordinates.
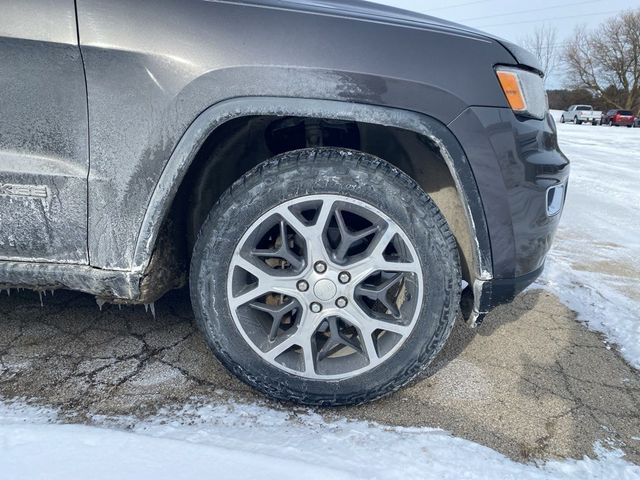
[[132, 97, 494, 288]]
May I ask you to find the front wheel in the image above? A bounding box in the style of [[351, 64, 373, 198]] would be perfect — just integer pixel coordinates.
[[560, 116, 565, 123], [190, 148, 461, 406]]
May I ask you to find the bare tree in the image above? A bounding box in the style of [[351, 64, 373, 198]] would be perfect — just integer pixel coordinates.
[[521, 25, 559, 84], [564, 9, 640, 111]]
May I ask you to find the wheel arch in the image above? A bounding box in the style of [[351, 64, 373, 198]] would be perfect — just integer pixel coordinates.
[[133, 97, 493, 307]]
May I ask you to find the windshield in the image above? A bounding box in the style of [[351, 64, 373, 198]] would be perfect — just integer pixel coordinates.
[[619, 111, 634, 115]]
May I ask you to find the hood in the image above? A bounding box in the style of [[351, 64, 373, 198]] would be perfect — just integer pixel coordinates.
[[495, 39, 543, 73], [239, 0, 494, 39], [236, 0, 541, 72]]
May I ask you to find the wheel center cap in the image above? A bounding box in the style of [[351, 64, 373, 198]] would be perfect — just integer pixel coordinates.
[[313, 279, 337, 301]]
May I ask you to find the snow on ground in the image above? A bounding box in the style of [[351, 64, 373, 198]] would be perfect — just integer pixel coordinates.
[[1, 399, 638, 480], [1, 112, 639, 479], [539, 112, 640, 368]]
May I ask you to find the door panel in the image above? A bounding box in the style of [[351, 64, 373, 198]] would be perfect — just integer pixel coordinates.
[[0, 0, 88, 263]]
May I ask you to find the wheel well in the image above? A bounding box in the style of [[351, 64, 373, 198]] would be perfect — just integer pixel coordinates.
[[154, 115, 476, 297]]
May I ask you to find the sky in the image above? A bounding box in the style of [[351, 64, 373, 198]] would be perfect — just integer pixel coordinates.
[[372, 0, 640, 88]]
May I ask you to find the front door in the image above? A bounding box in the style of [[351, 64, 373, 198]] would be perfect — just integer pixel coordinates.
[[0, 0, 89, 263]]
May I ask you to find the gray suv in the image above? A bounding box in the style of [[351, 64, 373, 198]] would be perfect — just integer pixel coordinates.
[[0, 0, 569, 405]]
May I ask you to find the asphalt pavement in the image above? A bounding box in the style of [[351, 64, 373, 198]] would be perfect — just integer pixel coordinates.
[[0, 287, 638, 463]]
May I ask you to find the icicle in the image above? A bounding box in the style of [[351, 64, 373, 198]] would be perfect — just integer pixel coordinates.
[[96, 297, 106, 311], [5, 289, 9, 296], [149, 302, 156, 319], [38, 291, 43, 307], [144, 304, 149, 313]]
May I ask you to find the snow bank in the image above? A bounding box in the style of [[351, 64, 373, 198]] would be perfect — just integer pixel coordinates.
[[537, 121, 640, 368], [1, 400, 638, 480]]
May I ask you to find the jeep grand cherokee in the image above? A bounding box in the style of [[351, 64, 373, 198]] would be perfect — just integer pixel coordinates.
[[0, 0, 569, 405]]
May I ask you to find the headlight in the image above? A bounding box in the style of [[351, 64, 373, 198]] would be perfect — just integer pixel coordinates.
[[495, 66, 547, 120]]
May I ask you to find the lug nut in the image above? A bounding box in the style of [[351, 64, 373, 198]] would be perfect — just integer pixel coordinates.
[[314, 261, 327, 274], [335, 297, 348, 308], [297, 280, 309, 292], [338, 272, 351, 284], [310, 302, 322, 313]]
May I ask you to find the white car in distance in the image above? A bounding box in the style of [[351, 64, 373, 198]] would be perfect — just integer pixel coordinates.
[[560, 105, 602, 125]]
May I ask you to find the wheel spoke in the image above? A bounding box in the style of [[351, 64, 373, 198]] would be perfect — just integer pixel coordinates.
[[360, 328, 379, 366], [262, 316, 318, 376], [300, 332, 317, 375], [348, 255, 419, 286], [264, 333, 299, 361], [249, 298, 298, 341], [345, 224, 420, 281], [333, 208, 381, 262], [229, 255, 299, 309], [306, 199, 335, 260], [250, 219, 304, 270], [355, 272, 404, 319], [316, 317, 363, 361], [277, 198, 335, 262], [338, 307, 380, 366], [377, 260, 420, 274], [367, 317, 412, 336], [344, 303, 410, 335], [341, 305, 412, 367], [311, 198, 335, 234], [370, 223, 398, 257], [278, 207, 308, 233]]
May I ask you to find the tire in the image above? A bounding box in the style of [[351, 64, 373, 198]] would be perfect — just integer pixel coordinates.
[[560, 116, 565, 123], [609, 120, 614, 127], [575, 116, 582, 125], [190, 148, 461, 406]]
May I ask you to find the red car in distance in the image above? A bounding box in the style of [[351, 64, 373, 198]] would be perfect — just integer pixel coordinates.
[[601, 109, 636, 127]]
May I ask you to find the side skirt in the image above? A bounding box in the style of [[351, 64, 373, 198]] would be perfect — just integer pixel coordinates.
[[0, 261, 140, 301]]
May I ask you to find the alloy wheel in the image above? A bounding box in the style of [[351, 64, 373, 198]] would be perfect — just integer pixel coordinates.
[[226, 194, 423, 379]]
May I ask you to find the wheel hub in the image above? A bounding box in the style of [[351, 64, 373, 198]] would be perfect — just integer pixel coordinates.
[[313, 278, 337, 301]]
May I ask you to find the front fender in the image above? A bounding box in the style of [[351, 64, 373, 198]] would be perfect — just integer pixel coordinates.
[[132, 97, 494, 291]]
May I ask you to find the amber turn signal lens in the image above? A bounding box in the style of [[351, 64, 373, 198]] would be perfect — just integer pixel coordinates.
[[496, 70, 526, 112]]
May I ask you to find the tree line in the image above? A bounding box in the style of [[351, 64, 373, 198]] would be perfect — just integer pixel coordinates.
[[521, 8, 639, 113]]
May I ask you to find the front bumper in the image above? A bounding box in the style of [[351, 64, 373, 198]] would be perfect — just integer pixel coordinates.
[[449, 107, 569, 324], [461, 264, 544, 325]]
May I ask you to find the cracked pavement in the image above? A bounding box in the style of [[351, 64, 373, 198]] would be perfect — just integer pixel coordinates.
[[0, 287, 638, 464]]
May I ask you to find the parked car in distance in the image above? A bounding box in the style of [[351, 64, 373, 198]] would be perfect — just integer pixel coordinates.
[[560, 105, 601, 125], [0, 0, 569, 406], [601, 109, 636, 127]]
